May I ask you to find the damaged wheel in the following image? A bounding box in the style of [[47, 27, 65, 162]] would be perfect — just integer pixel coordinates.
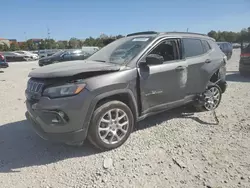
[[194, 85, 222, 112], [87, 101, 134, 151]]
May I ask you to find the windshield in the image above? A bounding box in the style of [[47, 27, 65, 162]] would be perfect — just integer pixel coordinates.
[[88, 36, 155, 64]]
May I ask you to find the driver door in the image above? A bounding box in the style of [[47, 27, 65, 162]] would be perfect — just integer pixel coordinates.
[[138, 38, 188, 114]]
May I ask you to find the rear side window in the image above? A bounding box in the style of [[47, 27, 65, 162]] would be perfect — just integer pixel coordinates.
[[183, 38, 204, 58], [201, 40, 211, 53]]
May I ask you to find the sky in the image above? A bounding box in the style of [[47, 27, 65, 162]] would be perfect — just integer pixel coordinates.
[[1, 0, 250, 41]]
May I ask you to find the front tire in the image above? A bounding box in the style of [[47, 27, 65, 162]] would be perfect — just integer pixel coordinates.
[[88, 101, 134, 151], [194, 85, 222, 112]]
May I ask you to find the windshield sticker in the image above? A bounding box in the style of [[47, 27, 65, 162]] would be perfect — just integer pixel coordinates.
[[132, 38, 149, 42]]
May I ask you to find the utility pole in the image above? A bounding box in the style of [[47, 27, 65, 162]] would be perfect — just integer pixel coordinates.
[[47, 27, 51, 50], [47, 27, 51, 40]]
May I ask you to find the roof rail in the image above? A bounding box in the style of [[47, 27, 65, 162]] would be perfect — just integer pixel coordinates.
[[163, 31, 208, 37], [126, 31, 158, 37]]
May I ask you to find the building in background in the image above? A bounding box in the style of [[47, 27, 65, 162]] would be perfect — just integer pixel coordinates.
[[29, 39, 43, 44], [8, 39, 17, 44]]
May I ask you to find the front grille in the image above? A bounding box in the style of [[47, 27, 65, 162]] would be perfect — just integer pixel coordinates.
[[27, 79, 44, 93]]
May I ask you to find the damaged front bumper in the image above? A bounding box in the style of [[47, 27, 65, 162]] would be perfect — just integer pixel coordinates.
[[24, 90, 93, 144]]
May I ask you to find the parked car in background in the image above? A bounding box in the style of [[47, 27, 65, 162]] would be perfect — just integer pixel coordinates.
[[38, 49, 91, 66], [1, 52, 30, 62], [81, 46, 100, 54], [217, 42, 233, 60], [25, 31, 227, 150], [232, 43, 241, 49], [0, 53, 8, 68], [38, 49, 59, 59], [15, 51, 39, 60], [239, 44, 250, 76]]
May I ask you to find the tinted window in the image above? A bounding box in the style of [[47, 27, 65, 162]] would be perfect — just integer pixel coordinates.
[[149, 40, 180, 61], [183, 38, 204, 58], [201, 40, 211, 52]]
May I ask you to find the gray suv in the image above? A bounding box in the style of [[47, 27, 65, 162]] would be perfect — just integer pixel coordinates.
[[25, 31, 227, 150]]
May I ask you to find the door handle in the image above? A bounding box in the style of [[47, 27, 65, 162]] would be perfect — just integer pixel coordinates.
[[205, 59, 211, 63], [175, 66, 185, 71]]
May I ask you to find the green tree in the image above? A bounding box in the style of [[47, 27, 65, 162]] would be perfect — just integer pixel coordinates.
[[0, 43, 10, 51], [57, 41, 66, 49], [38, 40, 46, 50], [0, 45, 5, 51], [83, 37, 97, 46], [19, 42, 28, 50], [207, 30, 218, 40], [44, 39, 57, 49], [9, 42, 20, 51], [69, 38, 80, 48], [26, 39, 38, 50]]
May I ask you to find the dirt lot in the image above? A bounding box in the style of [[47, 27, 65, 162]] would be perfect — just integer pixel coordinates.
[[0, 50, 250, 188]]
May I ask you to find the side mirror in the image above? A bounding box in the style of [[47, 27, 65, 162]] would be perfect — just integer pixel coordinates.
[[145, 54, 164, 65]]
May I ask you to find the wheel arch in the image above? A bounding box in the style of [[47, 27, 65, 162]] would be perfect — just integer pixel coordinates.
[[206, 66, 227, 93], [83, 89, 139, 131]]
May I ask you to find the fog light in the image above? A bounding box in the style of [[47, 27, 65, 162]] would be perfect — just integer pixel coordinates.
[[51, 116, 60, 123], [40, 110, 68, 125]]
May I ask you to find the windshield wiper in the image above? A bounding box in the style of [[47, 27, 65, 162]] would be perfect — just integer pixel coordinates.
[[92, 60, 106, 62]]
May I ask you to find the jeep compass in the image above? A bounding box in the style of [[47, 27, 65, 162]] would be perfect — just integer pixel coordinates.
[[25, 31, 227, 150]]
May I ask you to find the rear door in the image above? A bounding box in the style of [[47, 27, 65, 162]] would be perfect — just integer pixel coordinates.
[[183, 38, 213, 95]]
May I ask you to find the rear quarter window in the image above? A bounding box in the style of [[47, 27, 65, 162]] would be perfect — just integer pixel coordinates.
[[183, 38, 204, 58], [201, 40, 211, 53]]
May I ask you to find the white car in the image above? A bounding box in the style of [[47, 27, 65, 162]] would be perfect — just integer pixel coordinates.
[[15, 51, 39, 60]]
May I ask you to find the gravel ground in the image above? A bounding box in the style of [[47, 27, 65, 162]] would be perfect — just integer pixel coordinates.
[[0, 49, 250, 188]]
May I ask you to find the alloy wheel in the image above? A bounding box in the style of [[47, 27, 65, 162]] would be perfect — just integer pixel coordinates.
[[203, 86, 221, 110], [98, 108, 129, 145]]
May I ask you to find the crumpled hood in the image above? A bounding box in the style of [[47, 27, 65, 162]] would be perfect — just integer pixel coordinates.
[[29, 60, 121, 78]]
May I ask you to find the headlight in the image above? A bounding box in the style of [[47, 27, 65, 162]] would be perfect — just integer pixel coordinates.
[[43, 83, 86, 98]]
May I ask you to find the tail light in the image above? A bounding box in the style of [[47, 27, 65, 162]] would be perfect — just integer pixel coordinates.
[[0, 54, 4, 60], [240, 53, 250, 57]]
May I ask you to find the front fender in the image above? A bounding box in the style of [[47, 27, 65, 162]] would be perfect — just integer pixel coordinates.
[[82, 88, 138, 131]]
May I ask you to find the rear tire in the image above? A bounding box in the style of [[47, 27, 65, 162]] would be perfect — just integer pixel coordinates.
[[194, 85, 222, 112], [88, 101, 134, 151]]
